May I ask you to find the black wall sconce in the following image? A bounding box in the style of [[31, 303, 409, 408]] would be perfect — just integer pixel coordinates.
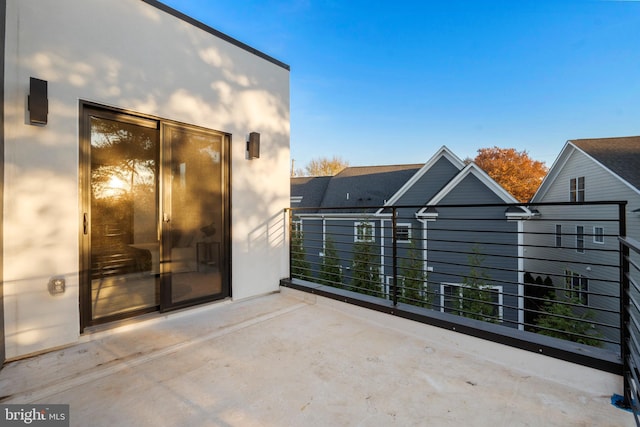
[[28, 77, 48, 125], [247, 132, 260, 159]]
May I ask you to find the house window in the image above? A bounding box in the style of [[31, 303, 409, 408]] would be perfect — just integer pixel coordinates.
[[555, 224, 562, 248], [439, 283, 503, 321], [593, 226, 604, 244], [565, 270, 588, 305], [354, 221, 375, 242], [396, 223, 411, 242], [570, 177, 585, 202], [576, 225, 585, 253], [442, 284, 461, 314]]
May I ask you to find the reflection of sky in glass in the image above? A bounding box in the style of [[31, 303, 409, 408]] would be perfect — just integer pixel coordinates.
[[200, 146, 220, 164]]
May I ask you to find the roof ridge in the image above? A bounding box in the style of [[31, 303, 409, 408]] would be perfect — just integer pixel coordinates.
[[342, 163, 424, 169], [571, 135, 640, 142]]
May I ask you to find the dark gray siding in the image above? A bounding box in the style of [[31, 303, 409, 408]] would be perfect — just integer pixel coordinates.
[[298, 219, 324, 280], [395, 157, 461, 206], [440, 174, 506, 205], [324, 218, 382, 287], [298, 217, 384, 290], [426, 174, 522, 326], [380, 215, 425, 299], [427, 206, 521, 326]]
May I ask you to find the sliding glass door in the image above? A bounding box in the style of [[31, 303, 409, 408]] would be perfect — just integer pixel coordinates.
[[80, 105, 229, 329]]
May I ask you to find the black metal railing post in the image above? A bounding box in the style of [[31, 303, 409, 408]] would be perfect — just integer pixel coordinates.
[[619, 202, 632, 407], [287, 208, 293, 281], [392, 207, 399, 306]]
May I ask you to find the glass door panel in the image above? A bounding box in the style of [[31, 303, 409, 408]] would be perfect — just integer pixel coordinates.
[[81, 105, 229, 329], [163, 124, 225, 306], [89, 116, 159, 320]]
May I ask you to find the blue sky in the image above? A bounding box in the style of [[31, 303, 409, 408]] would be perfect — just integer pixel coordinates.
[[161, 0, 640, 169]]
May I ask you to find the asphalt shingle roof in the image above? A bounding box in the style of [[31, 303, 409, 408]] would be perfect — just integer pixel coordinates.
[[291, 176, 332, 208], [290, 164, 423, 210], [571, 136, 640, 191]]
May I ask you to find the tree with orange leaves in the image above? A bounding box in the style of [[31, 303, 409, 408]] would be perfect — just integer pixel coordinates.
[[473, 147, 548, 202]]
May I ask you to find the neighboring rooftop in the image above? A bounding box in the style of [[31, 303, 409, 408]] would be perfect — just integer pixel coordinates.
[[291, 164, 423, 209], [571, 136, 640, 191], [0, 289, 632, 426], [291, 176, 332, 208]]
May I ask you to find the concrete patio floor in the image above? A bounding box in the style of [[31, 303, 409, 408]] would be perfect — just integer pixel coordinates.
[[0, 287, 634, 426]]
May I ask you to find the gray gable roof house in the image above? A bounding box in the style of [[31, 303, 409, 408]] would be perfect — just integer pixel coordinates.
[[290, 146, 530, 329], [534, 135, 640, 202], [571, 136, 640, 193]]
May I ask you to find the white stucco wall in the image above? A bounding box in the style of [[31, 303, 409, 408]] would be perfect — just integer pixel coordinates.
[[3, 0, 290, 358]]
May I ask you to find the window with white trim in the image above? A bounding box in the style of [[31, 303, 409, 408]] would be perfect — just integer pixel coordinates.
[[396, 223, 411, 242], [593, 226, 604, 244], [565, 270, 588, 305], [439, 283, 503, 321], [570, 177, 585, 202], [354, 221, 375, 242]]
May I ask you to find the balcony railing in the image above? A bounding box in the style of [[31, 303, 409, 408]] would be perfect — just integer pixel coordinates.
[[283, 200, 640, 420], [620, 234, 640, 424]]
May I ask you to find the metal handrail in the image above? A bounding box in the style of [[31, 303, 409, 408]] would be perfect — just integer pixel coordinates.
[[286, 201, 627, 374]]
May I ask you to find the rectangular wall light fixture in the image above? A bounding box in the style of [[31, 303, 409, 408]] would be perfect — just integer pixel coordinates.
[[28, 77, 48, 125], [247, 132, 260, 159]]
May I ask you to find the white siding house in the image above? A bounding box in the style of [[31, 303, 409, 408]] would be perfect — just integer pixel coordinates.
[[1, 0, 290, 360], [525, 136, 640, 344]]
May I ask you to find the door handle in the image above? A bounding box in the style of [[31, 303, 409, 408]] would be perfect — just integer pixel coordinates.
[[83, 213, 88, 235]]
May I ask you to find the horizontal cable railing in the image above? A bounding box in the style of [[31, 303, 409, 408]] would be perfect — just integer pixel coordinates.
[[285, 201, 627, 372], [620, 235, 640, 424]]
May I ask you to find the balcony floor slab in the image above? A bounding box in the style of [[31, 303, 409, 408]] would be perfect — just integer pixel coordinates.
[[0, 287, 634, 426]]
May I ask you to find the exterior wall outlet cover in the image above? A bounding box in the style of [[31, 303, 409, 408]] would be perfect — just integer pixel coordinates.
[[48, 277, 66, 295]]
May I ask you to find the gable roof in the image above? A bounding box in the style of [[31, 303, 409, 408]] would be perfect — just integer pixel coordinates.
[[533, 136, 640, 201], [417, 162, 531, 217], [290, 145, 529, 214], [571, 136, 640, 191], [426, 162, 520, 205], [382, 146, 465, 207]]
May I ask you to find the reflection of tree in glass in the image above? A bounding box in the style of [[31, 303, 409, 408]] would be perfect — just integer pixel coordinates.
[[90, 117, 157, 201], [90, 118, 158, 255]]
